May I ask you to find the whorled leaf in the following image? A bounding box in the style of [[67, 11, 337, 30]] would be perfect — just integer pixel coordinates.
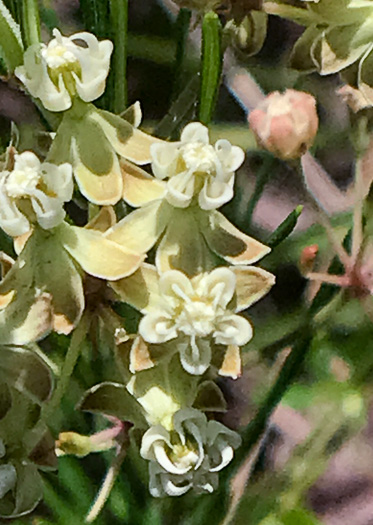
[[0, 0, 24, 73]]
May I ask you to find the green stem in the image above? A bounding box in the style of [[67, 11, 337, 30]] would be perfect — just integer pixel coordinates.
[[43, 316, 88, 422], [22, 0, 40, 47], [86, 438, 128, 522], [110, 0, 128, 113], [199, 11, 222, 125]]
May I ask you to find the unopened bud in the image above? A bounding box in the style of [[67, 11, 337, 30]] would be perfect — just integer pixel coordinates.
[[249, 89, 319, 160], [299, 244, 318, 274]]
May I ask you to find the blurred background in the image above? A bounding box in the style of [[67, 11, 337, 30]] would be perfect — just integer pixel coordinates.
[[1, 1, 373, 524]]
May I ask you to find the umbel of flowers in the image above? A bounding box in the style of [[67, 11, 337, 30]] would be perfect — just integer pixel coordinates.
[[0, 26, 275, 508]]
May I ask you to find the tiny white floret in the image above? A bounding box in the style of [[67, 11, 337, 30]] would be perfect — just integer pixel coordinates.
[[15, 29, 113, 112], [0, 151, 73, 237], [150, 122, 245, 210]]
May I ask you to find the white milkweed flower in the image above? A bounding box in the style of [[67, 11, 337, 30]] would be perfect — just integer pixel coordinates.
[[0, 151, 73, 237], [139, 267, 253, 375], [15, 29, 113, 112], [150, 122, 245, 210], [141, 408, 241, 497]]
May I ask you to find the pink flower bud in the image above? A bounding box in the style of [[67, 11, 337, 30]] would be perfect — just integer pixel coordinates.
[[248, 89, 319, 160]]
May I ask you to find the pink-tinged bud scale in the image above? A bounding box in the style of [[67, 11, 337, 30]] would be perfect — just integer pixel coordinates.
[[248, 89, 319, 160]]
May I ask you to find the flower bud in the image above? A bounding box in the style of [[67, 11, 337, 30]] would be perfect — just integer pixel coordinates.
[[248, 89, 319, 160]]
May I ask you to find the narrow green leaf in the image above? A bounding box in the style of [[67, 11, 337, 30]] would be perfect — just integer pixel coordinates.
[[199, 11, 222, 125], [0, 0, 23, 72], [267, 205, 303, 248], [22, 0, 40, 47], [172, 7, 191, 100]]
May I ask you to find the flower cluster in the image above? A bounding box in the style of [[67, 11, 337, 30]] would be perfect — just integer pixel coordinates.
[[0, 26, 275, 509]]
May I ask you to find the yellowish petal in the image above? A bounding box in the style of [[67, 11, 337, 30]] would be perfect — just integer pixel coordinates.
[[121, 159, 166, 207], [231, 265, 275, 312], [72, 139, 123, 205], [202, 210, 271, 265], [130, 336, 154, 373], [86, 206, 116, 232], [219, 345, 241, 379], [111, 263, 160, 313], [106, 199, 170, 253], [58, 222, 143, 280]]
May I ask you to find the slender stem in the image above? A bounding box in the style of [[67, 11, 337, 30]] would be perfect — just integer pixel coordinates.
[[42, 316, 88, 422], [22, 0, 41, 47], [351, 157, 364, 265], [299, 160, 351, 270], [86, 439, 128, 522], [307, 272, 350, 287], [110, 0, 128, 113]]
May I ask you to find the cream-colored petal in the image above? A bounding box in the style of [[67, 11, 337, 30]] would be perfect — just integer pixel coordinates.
[[58, 222, 143, 280], [150, 142, 179, 180], [86, 206, 116, 232], [180, 122, 209, 144], [71, 139, 123, 205], [130, 336, 154, 373], [159, 270, 194, 301], [139, 312, 177, 344], [121, 159, 166, 207], [106, 199, 170, 253], [201, 210, 271, 265], [214, 314, 253, 346], [231, 266, 275, 312], [203, 267, 236, 307], [110, 263, 160, 313]]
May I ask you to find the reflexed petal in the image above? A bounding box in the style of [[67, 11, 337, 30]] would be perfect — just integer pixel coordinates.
[[201, 210, 270, 265], [106, 199, 170, 253], [111, 263, 160, 313], [231, 266, 275, 312], [71, 138, 123, 205], [130, 336, 154, 373], [180, 122, 209, 144], [139, 312, 177, 343], [214, 314, 253, 346], [121, 101, 142, 128], [156, 208, 218, 276], [219, 345, 241, 379], [58, 222, 143, 280], [86, 206, 116, 232], [154, 444, 191, 475], [121, 159, 166, 206], [179, 337, 211, 375], [209, 446, 234, 472], [92, 110, 165, 165]]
